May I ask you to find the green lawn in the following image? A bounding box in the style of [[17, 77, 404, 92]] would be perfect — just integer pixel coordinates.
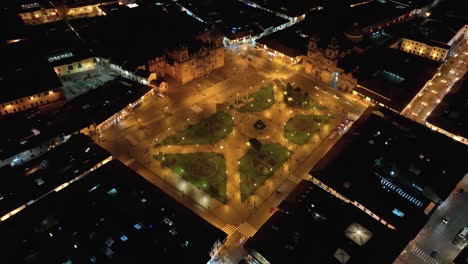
[[157, 112, 233, 146], [239, 143, 292, 201], [154, 153, 227, 203], [284, 115, 330, 145], [282, 83, 326, 109], [238, 84, 275, 112]]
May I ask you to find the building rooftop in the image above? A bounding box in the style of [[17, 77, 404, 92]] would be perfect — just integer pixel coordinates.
[[427, 73, 468, 140], [245, 180, 411, 264], [402, 19, 455, 48], [0, 77, 150, 161], [175, 0, 287, 40], [311, 108, 468, 235], [69, 2, 206, 70], [0, 133, 110, 217], [0, 41, 64, 104], [256, 21, 309, 58], [429, 0, 468, 37], [246, 0, 322, 18], [0, 159, 226, 263], [50, 77, 151, 132], [354, 48, 441, 111]]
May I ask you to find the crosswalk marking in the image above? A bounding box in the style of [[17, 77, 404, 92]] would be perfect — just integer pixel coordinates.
[[236, 222, 257, 238], [410, 245, 439, 264], [221, 224, 237, 236], [222, 256, 237, 264], [289, 174, 302, 184]]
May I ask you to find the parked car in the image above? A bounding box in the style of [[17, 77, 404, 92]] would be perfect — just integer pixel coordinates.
[[453, 226, 468, 245]]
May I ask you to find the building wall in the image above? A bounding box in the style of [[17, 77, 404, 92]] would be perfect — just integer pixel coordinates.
[[0, 88, 65, 116], [400, 38, 448, 61], [18, 8, 61, 25], [54, 58, 97, 76], [66, 3, 113, 18]]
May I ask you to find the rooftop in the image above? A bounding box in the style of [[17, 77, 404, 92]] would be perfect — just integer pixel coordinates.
[[0, 77, 150, 161], [245, 180, 411, 264], [311, 108, 468, 234], [427, 73, 468, 139], [0, 40, 64, 104], [354, 48, 441, 111], [0, 159, 226, 263], [256, 21, 309, 58], [69, 2, 207, 70], [175, 0, 287, 40], [0, 133, 110, 217]]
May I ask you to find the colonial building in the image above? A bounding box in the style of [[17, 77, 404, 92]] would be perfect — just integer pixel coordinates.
[[304, 35, 357, 92], [149, 29, 224, 84], [399, 38, 449, 61]]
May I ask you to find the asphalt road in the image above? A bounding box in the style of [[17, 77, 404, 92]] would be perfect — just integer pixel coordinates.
[[395, 173, 468, 264]]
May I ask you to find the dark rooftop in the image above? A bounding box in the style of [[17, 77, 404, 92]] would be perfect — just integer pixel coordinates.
[[245, 180, 411, 264], [0, 77, 150, 161], [50, 77, 151, 133], [0, 159, 226, 263], [69, 2, 207, 70], [355, 48, 441, 111], [0, 133, 110, 217], [0, 41, 64, 104], [429, 0, 468, 37], [311, 108, 468, 234], [256, 21, 309, 58], [427, 73, 468, 140], [176, 0, 287, 40]]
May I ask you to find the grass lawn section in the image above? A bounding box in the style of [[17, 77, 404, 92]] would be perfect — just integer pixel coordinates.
[[157, 112, 233, 146], [154, 153, 227, 203], [238, 84, 275, 112], [282, 83, 326, 110], [239, 143, 292, 201], [284, 115, 330, 145]]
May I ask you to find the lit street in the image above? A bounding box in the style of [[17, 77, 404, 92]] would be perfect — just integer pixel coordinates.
[[402, 40, 467, 125]]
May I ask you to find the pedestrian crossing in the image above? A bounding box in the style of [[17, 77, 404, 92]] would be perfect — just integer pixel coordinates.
[[222, 224, 237, 236], [410, 246, 440, 264], [347, 113, 360, 121], [237, 222, 257, 238], [222, 222, 258, 238], [289, 174, 303, 184], [222, 256, 237, 264]]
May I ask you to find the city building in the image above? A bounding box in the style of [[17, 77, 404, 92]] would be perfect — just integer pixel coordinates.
[[0, 133, 111, 220], [0, 159, 227, 263], [17, 0, 61, 25], [174, 0, 289, 45], [245, 180, 414, 263], [427, 73, 468, 145], [0, 41, 66, 117], [399, 37, 449, 61], [63, 0, 116, 19], [69, 3, 225, 85], [352, 48, 441, 112], [311, 108, 468, 238], [304, 35, 357, 92], [0, 77, 151, 168]]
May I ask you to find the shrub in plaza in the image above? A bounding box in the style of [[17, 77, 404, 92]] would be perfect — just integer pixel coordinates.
[[154, 153, 227, 203], [284, 114, 331, 145], [157, 112, 233, 146], [239, 143, 292, 201], [238, 84, 275, 112]]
